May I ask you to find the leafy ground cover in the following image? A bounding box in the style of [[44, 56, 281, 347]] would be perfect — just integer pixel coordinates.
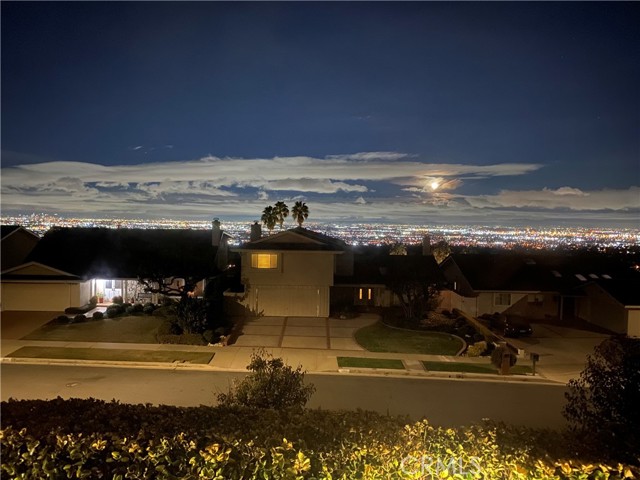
[[1, 398, 636, 479], [21, 315, 164, 343], [337, 356, 405, 369], [7, 346, 213, 364], [354, 321, 464, 355], [423, 360, 533, 375]]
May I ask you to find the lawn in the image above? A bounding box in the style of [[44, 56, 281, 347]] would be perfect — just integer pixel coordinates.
[[354, 322, 464, 355], [21, 315, 165, 344], [423, 361, 533, 375], [8, 346, 213, 364], [337, 357, 405, 369]]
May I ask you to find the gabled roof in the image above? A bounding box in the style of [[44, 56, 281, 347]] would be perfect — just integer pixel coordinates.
[[234, 227, 346, 252], [1, 261, 81, 281], [444, 252, 638, 293], [587, 279, 640, 308], [1, 225, 40, 241], [24, 227, 219, 279]]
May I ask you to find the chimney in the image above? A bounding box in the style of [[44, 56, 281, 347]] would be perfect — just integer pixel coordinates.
[[422, 234, 431, 256], [250, 221, 262, 242], [212, 218, 221, 246]]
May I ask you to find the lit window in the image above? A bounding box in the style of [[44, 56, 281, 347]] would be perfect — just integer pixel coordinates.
[[251, 253, 278, 269], [494, 293, 511, 306], [358, 288, 372, 301]]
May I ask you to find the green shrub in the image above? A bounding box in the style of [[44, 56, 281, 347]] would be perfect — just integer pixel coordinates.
[[1, 398, 637, 479], [112, 295, 124, 305], [72, 314, 86, 323], [54, 315, 70, 324], [176, 297, 208, 334], [143, 303, 156, 315], [466, 341, 488, 357], [89, 295, 98, 306], [105, 304, 125, 318], [92, 311, 104, 320], [217, 349, 316, 411]]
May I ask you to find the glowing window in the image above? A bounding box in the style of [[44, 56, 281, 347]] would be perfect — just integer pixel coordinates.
[[251, 253, 278, 269], [358, 288, 372, 300]]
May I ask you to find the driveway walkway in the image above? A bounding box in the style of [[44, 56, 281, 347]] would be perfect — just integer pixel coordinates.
[[232, 314, 377, 350]]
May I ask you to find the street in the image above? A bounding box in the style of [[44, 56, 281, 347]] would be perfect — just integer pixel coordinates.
[[1, 364, 568, 428]]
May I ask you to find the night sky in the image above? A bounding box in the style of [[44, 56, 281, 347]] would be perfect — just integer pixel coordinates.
[[2, 2, 639, 226]]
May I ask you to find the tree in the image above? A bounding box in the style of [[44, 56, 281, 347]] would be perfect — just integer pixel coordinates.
[[273, 201, 289, 230], [137, 274, 200, 301], [217, 349, 315, 411], [432, 240, 452, 264], [389, 243, 407, 255], [384, 259, 442, 324], [563, 335, 640, 464], [260, 205, 277, 233], [291, 201, 309, 227], [176, 296, 208, 334]]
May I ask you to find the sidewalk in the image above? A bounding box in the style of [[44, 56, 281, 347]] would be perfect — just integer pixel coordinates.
[[0, 311, 557, 384]]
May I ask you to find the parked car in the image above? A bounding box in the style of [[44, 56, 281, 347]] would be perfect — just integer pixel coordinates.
[[488, 314, 532, 338]]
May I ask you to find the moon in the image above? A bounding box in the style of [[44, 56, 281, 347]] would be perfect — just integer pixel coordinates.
[[430, 181, 440, 190]]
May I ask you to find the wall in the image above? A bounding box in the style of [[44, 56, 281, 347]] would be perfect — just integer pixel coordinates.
[[242, 251, 335, 286], [627, 309, 640, 338], [579, 284, 628, 334], [0, 282, 78, 311]]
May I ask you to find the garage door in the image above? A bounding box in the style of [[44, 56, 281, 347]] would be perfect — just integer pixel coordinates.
[[0, 283, 74, 312], [254, 285, 329, 317]]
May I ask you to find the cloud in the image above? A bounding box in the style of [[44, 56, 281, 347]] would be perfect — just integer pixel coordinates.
[[4, 151, 633, 226], [465, 186, 639, 211]]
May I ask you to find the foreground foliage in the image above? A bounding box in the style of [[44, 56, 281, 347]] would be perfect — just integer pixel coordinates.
[[564, 335, 640, 465], [2, 398, 637, 479]]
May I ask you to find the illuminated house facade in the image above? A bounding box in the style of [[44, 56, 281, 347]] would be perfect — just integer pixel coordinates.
[[232, 226, 349, 317], [0, 225, 227, 312]]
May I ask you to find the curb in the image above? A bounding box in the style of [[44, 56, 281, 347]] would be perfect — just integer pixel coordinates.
[[1, 356, 562, 384]]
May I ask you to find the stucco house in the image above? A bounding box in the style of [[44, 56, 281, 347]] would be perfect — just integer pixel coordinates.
[[231, 225, 349, 317], [1, 225, 40, 271], [440, 252, 640, 336], [231, 226, 444, 317], [0, 223, 229, 312]]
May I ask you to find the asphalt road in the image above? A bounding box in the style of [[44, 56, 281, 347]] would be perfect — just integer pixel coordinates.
[[1, 364, 568, 428]]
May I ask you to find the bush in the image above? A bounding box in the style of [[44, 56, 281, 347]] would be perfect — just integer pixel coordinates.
[[92, 311, 104, 320], [161, 296, 176, 307], [143, 303, 156, 315], [466, 341, 488, 357], [72, 314, 87, 323], [125, 303, 144, 315], [176, 297, 208, 334], [54, 315, 70, 324], [112, 296, 124, 305], [564, 335, 640, 464], [491, 344, 517, 370], [105, 304, 125, 318], [217, 349, 316, 411], [89, 295, 98, 306], [1, 398, 636, 479], [153, 305, 177, 317], [157, 319, 181, 336]]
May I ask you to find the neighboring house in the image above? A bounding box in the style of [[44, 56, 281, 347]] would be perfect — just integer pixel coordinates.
[[231, 226, 349, 317], [231, 227, 444, 317], [441, 252, 640, 335], [0, 224, 228, 312], [333, 244, 444, 311], [1, 225, 40, 271], [575, 279, 640, 337]]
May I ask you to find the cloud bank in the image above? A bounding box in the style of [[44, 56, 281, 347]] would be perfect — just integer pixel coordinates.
[[1, 151, 637, 226]]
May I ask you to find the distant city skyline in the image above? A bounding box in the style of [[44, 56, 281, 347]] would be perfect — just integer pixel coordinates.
[[2, 2, 638, 227]]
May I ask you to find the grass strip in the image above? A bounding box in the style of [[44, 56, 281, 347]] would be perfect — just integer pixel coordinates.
[[354, 321, 463, 355], [337, 356, 405, 369], [8, 346, 213, 364], [423, 361, 532, 375]]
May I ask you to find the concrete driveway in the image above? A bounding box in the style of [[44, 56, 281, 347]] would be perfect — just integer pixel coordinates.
[[232, 314, 378, 351], [507, 323, 610, 384]]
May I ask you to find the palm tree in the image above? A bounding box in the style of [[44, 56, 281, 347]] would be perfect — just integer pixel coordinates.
[[273, 201, 289, 230], [291, 201, 309, 227], [261, 206, 277, 233]]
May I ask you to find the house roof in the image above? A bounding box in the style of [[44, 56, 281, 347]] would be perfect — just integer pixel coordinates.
[[335, 253, 444, 285], [445, 252, 638, 293], [589, 279, 640, 307], [1, 225, 21, 239], [234, 227, 347, 252], [23, 227, 219, 280]]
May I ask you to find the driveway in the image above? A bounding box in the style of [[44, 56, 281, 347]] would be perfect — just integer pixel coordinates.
[[507, 323, 610, 384], [232, 314, 378, 351]]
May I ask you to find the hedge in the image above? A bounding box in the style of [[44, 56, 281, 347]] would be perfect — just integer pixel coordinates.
[[1, 398, 637, 479]]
